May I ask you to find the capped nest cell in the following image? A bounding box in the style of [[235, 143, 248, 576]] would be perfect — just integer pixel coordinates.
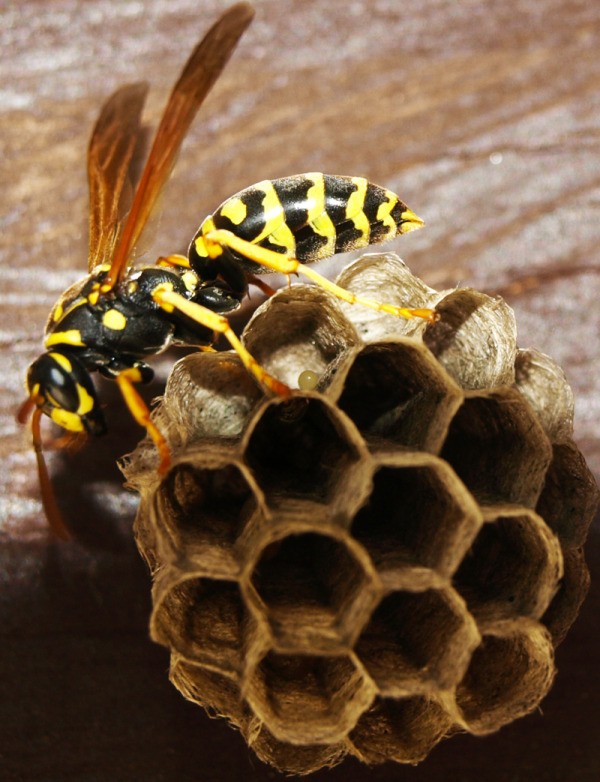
[[124, 252, 598, 774]]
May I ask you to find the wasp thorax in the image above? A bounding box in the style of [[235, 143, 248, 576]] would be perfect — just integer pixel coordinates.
[[124, 269, 597, 771], [27, 350, 106, 435]]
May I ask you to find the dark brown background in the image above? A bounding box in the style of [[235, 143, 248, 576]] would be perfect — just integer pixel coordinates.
[[1, 1, 599, 780]]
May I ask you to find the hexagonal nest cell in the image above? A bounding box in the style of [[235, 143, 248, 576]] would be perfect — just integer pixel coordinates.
[[123, 252, 599, 775], [248, 530, 376, 653]]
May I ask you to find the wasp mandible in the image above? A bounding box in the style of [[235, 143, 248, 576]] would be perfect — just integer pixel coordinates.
[[18, 2, 436, 539]]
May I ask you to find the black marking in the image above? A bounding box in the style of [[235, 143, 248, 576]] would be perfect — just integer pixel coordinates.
[[334, 222, 365, 254], [271, 176, 313, 231], [369, 220, 392, 244], [324, 175, 359, 224], [362, 182, 387, 223], [262, 238, 289, 255], [214, 187, 267, 242], [390, 198, 407, 229], [363, 182, 398, 243], [293, 227, 330, 261]]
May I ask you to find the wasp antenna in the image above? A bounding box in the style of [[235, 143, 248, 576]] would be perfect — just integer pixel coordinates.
[[30, 408, 72, 541], [16, 395, 36, 425]]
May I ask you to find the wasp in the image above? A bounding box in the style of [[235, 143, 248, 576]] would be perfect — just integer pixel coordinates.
[[18, 2, 436, 539]]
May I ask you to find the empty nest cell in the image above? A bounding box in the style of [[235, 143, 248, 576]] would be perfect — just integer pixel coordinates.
[[170, 658, 250, 730], [355, 588, 479, 695], [246, 651, 375, 745], [455, 623, 555, 733], [336, 340, 460, 452], [243, 396, 364, 508], [246, 723, 346, 776], [536, 441, 600, 548], [349, 694, 452, 765], [453, 507, 563, 624], [514, 348, 574, 442], [151, 575, 248, 673], [157, 461, 257, 566], [250, 530, 377, 652], [441, 388, 552, 507], [542, 546, 591, 646], [351, 455, 481, 581]]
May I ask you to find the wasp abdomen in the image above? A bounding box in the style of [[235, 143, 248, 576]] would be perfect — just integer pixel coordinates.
[[192, 173, 423, 271]]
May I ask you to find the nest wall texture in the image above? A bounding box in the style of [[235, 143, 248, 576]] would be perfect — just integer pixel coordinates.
[[124, 253, 598, 775]]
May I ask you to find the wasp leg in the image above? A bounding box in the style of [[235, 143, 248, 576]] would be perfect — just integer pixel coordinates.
[[157, 254, 190, 268], [115, 368, 171, 474], [151, 286, 291, 398], [246, 273, 278, 298], [204, 229, 439, 323], [30, 408, 72, 540], [158, 252, 275, 299]]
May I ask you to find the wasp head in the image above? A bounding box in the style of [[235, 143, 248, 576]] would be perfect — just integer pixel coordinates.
[[23, 350, 106, 436]]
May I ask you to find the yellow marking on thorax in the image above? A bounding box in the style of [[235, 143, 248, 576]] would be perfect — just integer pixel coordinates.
[[346, 177, 371, 239], [45, 330, 85, 348], [102, 308, 127, 331], [49, 295, 85, 325], [376, 192, 400, 237], [305, 174, 335, 255], [219, 196, 247, 225], [181, 270, 199, 293]]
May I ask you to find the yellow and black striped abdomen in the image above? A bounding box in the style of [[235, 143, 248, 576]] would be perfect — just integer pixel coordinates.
[[193, 173, 423, 268]]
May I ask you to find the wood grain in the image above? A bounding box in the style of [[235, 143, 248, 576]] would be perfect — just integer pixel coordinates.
[[1, 1, 598, 779]]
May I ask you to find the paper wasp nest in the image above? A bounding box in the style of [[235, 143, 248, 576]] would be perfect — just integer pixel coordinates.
[[124, 253, 598, 775]]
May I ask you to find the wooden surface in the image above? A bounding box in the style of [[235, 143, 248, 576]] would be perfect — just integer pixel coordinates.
[[1, 0, 599, 780]]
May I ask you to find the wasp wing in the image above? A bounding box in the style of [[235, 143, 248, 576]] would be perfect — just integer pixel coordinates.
[[87, 82, 149, 272], [101, 2, 255, 290]]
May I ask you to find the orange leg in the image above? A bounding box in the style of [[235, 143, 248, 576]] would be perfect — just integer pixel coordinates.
[[203, 229, 439, 323], [151, 286, 291, 398], [115, 369, 171, 475], [156, 254, 190, 268], [246, 273, 278, 297], [159, 254, 280, 298]]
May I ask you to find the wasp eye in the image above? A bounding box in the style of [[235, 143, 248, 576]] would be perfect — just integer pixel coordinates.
[[28, 353, 78, 411], [45, 367, 80, 411]]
